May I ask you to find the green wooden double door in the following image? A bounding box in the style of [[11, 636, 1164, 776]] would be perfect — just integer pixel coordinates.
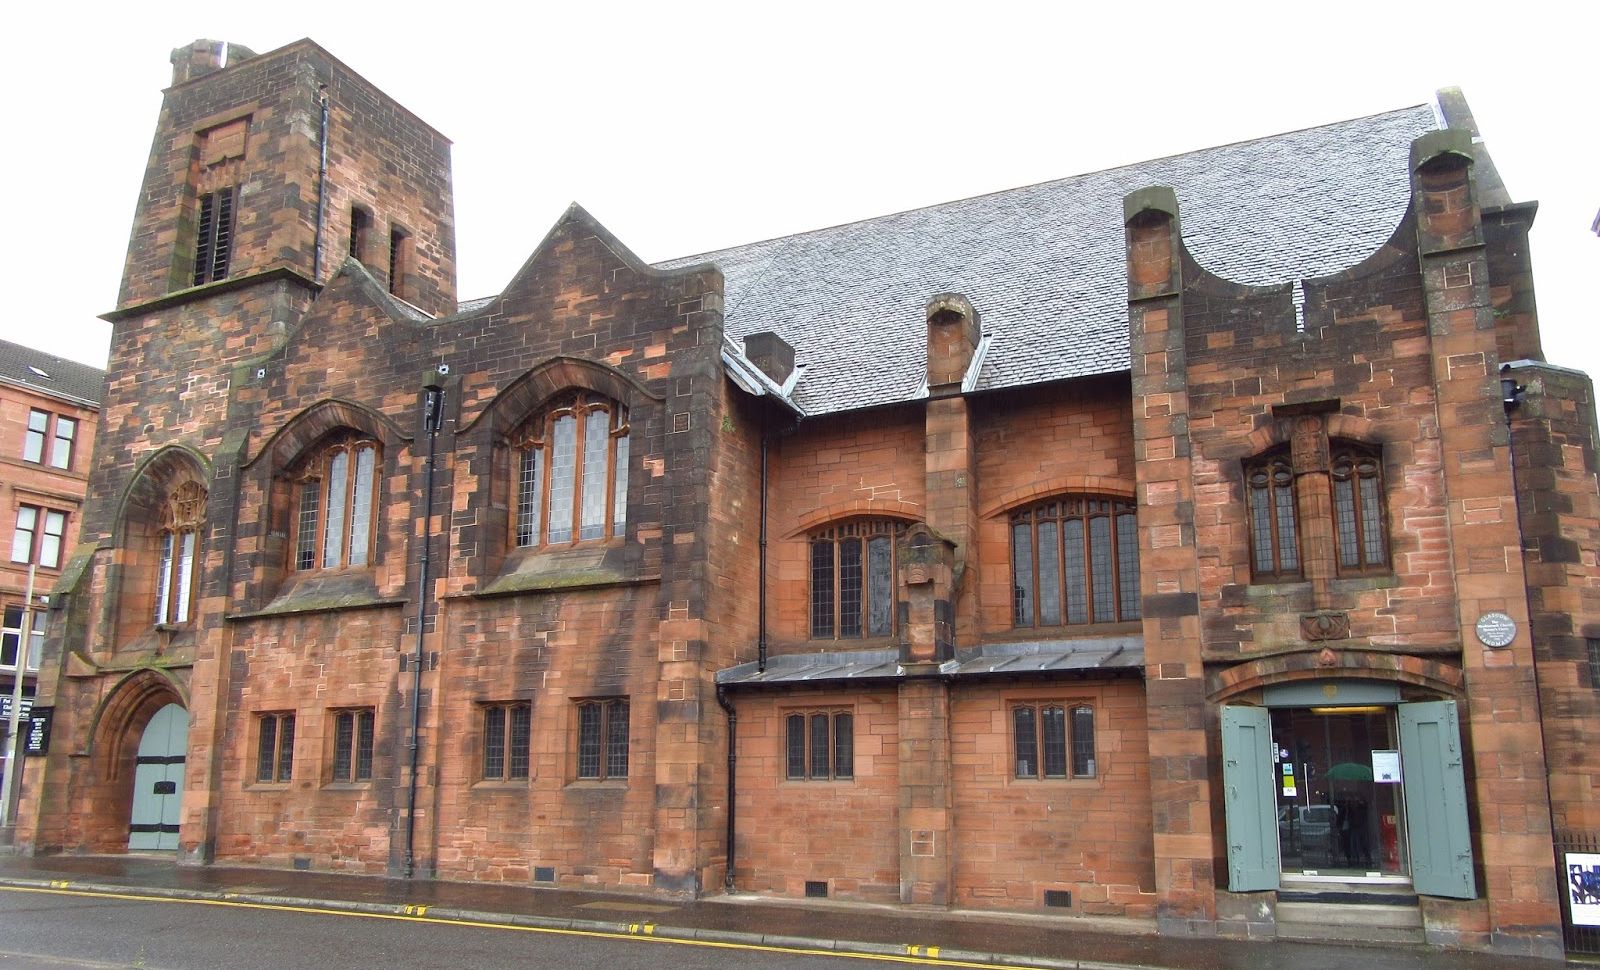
[[1222, 699, 1475, 898]]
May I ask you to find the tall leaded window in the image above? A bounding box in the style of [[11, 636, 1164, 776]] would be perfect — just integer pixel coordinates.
[[193, 187, 236, 286], [575, 698, 629, 781], [784, 711, 854, 781], [1245, 450, 1300, 580], [293, 435, 379, 571], [513, 393, 629, 548], [482, 702, 532, 781], [155, 482, 205, 626], [1010, 498, 1139, 627], [1012, 702, 1095, 779], [809, 520, 903, 640], [256, 712, 295, 783], [1331, 444, 1388, 575], [330, 708, 375, 783]]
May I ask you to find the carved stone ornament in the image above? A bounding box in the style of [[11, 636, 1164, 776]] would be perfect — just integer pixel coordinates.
[[1290, 415, 1330, 475], [1315, 647, 1340, 668], [1301, 611, 1350, 642]]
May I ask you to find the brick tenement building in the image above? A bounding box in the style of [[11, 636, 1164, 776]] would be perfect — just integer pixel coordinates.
[[16, 38, 1599, 960], [0, 340, 102, 828]]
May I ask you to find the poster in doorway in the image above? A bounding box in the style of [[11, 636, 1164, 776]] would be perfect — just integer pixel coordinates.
[[1566, 852, 1600, 926]]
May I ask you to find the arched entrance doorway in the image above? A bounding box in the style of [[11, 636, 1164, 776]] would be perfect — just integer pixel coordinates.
[[128, 703, 187, 851]]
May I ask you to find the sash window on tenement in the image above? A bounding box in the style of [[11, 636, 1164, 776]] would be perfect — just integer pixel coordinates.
[[1010, 497, 1139, 628], [809, 520, 903, 640]]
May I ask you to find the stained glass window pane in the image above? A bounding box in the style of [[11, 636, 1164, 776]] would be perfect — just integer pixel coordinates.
[[175, 531, 197, 623], [509, 705, 531, 780], [322, 450, 349, 569], [484, 707, 506, 779], [155, 532, 175, 624], [838, 538, 862, 638], [296, 481, 320, 570], [1273, 482, 1298, 572], [1116, 511, 1140, 620], [604, 700, 629, 779], [333, 712, 355, 781], [1359, 474, 1386, 565], [612, 433, 630, 534], [810, 713, 830, 779], [1089, 516, 1113, 622], [1041, 706, 1067, 778], [786, 714, 805, 779], [517, 446, 543, 546], [257, 716, 277, 783], [276, 715, 295, 783], [580, 412, 609, 540], [347, 446, 375, 567], [1072, 706, 1096, 777], [1037, 520, 1061, 626], [577, 703, 602, 778], [355, 711, 374, 781], [1011, 522, 1034, 626], [1333, 476, 1358, 567], [833, 714, 853, 780], [867, 536, 892, 637], [1013, 706, 1038, 779], [548, 415, 577, 544], [1063, 518, 1087, 624], [810, 539, 834, 638]]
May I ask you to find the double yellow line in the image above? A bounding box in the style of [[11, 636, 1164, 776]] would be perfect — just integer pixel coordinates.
[[1, 884, 1038, 969]]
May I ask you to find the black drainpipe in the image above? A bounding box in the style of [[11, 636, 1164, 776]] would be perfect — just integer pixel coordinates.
[[758, 426, 769, 673], [313, 85, 329, 281], [404, 381, 444, 878]]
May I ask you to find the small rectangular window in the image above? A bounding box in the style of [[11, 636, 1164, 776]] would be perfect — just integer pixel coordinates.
[[1013, 702, 1095, 780], [785, 710, 853, 781], [50, 416, 76, 470], [331, 709, 374, 783], [575, 698, 628, 781], [257, 712, 295, 783], [388, 226, 412, 300], [349, 206, 372, 263]]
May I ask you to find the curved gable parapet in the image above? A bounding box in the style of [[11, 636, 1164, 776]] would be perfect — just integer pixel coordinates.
[[474, 203, 722, 320], [461, 355, 666, 437], [244, 397, 413, 471]]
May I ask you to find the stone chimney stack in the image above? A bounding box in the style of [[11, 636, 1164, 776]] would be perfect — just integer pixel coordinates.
[[924, 294, 979, 393], [170, 40, 258, 86]]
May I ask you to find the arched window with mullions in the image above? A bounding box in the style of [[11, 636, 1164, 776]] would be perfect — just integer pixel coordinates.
[[1245, 448, 1300, 580], [154, 481, 206, 625], [292, 433, 380, 571], [1010, 497, 1140, 627], [513, 392, 629, 548], [809, 519, 906, 640], [1330, 443, 1388, 575]]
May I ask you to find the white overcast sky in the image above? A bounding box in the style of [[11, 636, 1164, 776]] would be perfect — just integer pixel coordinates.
[[3, 2, 1594, 381]]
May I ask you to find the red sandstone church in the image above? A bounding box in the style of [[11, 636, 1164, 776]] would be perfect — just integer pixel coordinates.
[[15, 38, 1598, 961]]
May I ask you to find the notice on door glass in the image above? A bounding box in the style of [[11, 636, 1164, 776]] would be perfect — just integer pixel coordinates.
[[1371, 750, 1401, 784], [1281, 762, 1297, 797], [1567, 853, 1600, 926]]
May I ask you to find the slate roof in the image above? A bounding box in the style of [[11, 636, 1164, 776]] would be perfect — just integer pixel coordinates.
[[0, 338, 106, 406], [657, 105, 1439, 416]]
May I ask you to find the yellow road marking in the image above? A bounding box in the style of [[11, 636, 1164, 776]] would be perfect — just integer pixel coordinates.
[[0, 884, 1042, 968]]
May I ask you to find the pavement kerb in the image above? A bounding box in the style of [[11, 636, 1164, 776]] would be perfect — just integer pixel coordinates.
[[0, 875, 1156, 970]]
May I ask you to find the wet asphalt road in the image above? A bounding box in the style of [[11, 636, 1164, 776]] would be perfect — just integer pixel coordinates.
[[0, 888, 867, 970]]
